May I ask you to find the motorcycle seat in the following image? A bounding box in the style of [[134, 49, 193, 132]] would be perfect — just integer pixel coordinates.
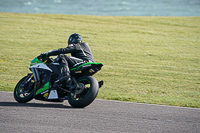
[[72, 62, 85, 68]]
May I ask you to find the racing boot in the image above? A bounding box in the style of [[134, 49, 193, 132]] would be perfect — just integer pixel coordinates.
[[54, 73, 71, 86]]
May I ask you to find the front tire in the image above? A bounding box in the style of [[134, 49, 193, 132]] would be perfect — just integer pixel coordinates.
[[68, 76, 99, 108], [14, 75, 35, 103]]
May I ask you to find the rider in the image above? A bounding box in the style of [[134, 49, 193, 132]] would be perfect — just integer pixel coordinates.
[[40, 33, 94, 85]]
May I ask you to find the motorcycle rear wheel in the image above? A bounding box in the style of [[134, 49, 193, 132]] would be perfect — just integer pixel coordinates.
[[68, 76, 99, 108], [14, 75, 35, 103]]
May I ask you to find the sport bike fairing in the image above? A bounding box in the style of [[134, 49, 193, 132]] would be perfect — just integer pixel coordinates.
[[30, 63, 58, 101], [27, 57, 103, 102], [14, 56, 103, 107]]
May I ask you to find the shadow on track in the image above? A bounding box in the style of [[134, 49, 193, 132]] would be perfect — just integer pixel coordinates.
[[0, 102, 78, 109]]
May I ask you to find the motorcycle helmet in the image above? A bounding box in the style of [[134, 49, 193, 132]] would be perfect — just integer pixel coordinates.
[[68, 33, 82, 44]]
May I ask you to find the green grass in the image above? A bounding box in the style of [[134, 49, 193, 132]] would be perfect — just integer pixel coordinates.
[[0, 13, 199, 108]]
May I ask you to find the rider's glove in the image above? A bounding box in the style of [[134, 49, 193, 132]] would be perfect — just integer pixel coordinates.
[[39, 52, 49, 59]]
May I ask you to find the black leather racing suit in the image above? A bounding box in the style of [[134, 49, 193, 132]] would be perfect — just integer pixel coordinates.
[[48, 42, 94, 76]]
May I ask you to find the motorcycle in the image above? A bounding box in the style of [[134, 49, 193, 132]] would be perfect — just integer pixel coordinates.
[[14, 55, 103, 108]]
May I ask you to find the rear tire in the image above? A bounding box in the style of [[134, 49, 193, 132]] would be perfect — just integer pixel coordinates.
[[14, 75, 34, 103], [68, 76, 99, 108]]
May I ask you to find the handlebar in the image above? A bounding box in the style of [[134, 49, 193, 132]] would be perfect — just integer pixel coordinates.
[[37, 56, 53, 64]]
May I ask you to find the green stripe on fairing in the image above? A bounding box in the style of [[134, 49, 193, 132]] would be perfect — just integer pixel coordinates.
[[36, 82, 49, 95], [70, 62, 102, 71], [30, 57, 43, 67]]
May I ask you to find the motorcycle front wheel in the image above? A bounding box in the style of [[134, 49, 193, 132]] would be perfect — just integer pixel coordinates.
[[68, 76, 99, 108], [14, 75, 35, 103]]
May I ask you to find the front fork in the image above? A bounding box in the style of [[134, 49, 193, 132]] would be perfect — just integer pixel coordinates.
[[20, 73, 34, 88], [18, 74, 34, 95], [25, 73, 39, 98], [23, 74, 34, 85]]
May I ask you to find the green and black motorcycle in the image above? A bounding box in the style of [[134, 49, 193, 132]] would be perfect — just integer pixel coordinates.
[[14, 55, 103, 108]]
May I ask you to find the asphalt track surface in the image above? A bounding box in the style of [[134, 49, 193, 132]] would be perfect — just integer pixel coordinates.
[[0, 91, 199, 133]]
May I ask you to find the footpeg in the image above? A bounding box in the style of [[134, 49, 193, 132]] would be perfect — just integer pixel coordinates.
[[98, 80, 103, 88]]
